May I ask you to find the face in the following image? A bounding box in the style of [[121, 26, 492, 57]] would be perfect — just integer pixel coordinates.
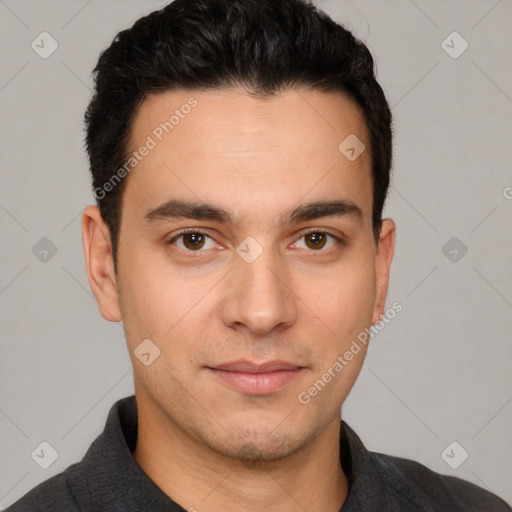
[[83, 86, 395, 462]]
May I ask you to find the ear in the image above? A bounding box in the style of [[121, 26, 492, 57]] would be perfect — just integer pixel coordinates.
[[82, 205, 122, 322], [371, 218, 395, 325]]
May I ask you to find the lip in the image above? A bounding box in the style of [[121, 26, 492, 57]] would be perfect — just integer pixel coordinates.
[[206, 360, 306, 395]]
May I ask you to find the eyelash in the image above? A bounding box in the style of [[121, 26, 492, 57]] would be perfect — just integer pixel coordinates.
[[166, 227, 343, 256]]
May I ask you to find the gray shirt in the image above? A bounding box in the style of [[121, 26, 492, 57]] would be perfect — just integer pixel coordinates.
[[6, 395, 511, 511]]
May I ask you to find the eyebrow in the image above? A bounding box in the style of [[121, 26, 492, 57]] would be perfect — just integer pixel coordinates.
[[143, 198, 363, 226]]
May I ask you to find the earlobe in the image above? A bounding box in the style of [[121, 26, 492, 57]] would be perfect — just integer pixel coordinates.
[[82, 205, 122, 322], [371, 218, 396, 325]]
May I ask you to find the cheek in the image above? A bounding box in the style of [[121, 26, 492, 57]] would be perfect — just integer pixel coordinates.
[[116, 245, 176, 343], [303, 253, 376, 338], [302, 257, 376, 400], [117, 245, 222, 355]]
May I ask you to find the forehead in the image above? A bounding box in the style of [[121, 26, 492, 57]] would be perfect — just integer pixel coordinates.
[[130, 86, 369, 155], [123, 86, 373, 228]]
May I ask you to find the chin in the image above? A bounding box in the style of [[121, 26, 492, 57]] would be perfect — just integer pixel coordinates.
[[234, 438, 304, 465], [198, 418, 315, 465], [214, 434, 305, 464]]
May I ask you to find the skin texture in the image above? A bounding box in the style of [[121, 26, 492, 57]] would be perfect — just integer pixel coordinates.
[[82, 86, 395, 512]]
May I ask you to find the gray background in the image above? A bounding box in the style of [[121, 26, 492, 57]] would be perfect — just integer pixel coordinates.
[[1, 0, 511, 508]]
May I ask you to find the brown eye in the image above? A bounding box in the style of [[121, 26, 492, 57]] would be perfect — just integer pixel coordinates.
[[304, 232, 328, 250], [182, 232, 206, 250], [169, 231, 216, 252], [292, 230, 340, 252]]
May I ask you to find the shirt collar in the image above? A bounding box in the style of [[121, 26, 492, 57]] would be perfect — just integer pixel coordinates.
[[65, 394, 399, 511], [66, 395, 185, 511]]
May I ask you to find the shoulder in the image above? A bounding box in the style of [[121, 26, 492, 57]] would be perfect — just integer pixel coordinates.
[[4, 469, 79, 512], [375, 451, 511, 511]]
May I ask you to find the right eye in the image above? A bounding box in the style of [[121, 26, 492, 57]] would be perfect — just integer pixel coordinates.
[[167, 229, 218, 253]]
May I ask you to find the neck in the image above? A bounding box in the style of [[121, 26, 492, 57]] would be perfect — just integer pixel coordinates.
[[133, 398, 349, 512]]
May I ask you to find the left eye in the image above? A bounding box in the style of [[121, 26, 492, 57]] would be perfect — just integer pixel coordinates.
[[292, 231, 339, 251]]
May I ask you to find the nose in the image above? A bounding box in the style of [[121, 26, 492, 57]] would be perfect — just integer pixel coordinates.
[[221, 242, 298, 335]]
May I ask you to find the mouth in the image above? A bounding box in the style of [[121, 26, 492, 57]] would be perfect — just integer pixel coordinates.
[[205, 360, 307, 395]]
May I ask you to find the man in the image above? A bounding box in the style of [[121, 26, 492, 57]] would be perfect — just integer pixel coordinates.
[[6, 0, 510, 510]]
